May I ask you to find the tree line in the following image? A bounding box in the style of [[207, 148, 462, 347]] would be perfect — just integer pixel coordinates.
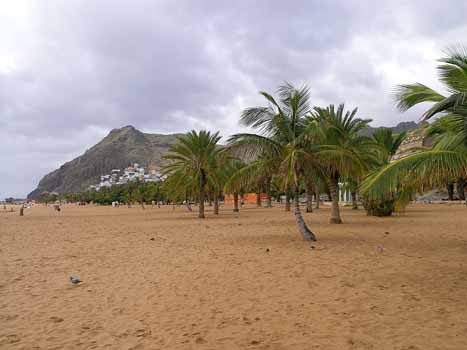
[[43, 46, 467, 242]]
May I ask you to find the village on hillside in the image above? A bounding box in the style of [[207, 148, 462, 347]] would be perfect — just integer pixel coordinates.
[[89, 163, 165, 191]]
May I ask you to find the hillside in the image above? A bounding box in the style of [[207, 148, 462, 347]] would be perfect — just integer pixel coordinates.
[[28, 126, 182, 198], [360, 121, 419, 137]]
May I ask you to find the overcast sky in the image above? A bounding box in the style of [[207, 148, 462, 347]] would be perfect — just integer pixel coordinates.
[[1, 0, 466, 198]]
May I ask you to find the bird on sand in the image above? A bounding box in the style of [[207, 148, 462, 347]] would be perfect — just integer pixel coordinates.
[[70, 276, 82, 285]]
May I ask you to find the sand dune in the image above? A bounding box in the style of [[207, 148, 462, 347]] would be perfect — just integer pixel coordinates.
[[1, 203, 467, 349]]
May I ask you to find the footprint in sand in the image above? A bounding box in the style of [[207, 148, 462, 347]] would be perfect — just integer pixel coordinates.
[[134, 328, 151, 338], [1, 334, 20, 345], [195, 336, 206, 344]]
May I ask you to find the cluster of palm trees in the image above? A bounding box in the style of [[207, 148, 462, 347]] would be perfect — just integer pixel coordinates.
[[162, 46, 467, 241], [162, 86, 405, 241]]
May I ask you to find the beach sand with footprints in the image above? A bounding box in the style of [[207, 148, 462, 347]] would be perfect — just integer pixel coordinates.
[[1, 203, 467, 349]]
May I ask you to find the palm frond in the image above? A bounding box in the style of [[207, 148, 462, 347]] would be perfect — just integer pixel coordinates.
[[438, 44, 467, 93], [361, 148, 467, 200], [393, 83, 446, 112]]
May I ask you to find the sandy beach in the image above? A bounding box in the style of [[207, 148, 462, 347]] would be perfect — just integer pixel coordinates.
[[1, 203, 467, 349]]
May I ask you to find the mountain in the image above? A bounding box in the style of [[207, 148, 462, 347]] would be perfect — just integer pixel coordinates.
[[28, 126, 182, 198], [360, 121, 419, 137]]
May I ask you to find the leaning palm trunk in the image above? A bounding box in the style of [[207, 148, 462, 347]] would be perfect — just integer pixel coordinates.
[[328, 175, 342, 224], [233, 192, 239, 212], [293, 186, 316, 241]]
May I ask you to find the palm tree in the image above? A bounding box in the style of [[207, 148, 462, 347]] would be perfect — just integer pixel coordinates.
[[226, 83, 319, 241], [162, 130, 222, 218], [358, 129, 407, 216], [361, 134, 467, 206], [312, 104, 374, 223], [362, 47, 467, 205], [222, 159, 248, 212]]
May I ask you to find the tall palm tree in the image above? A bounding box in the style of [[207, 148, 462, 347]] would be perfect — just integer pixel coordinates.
[[162, 130, 222, 218], [226, 83, 319, 241], [312, 104, 374, 223]]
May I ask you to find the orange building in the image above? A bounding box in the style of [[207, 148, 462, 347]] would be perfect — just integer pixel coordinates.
[[224, 193, 268, 204]]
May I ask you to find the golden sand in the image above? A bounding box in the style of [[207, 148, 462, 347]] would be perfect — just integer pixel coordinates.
[[1, 203, 467, 349]]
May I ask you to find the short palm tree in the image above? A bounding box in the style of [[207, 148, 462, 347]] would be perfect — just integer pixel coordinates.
[[162, 130, 222, 218], [358, 129, 407, 216], [226, 83, 319, 241]]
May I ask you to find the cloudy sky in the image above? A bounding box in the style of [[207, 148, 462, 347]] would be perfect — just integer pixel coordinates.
[[1, 0, 466, 198]]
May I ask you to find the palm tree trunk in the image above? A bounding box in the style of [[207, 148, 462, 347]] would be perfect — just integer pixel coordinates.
[[447, 182, 454, 201], [351, 191, 358, 210], [199, 191, 205, 218], [305, 180, 313, 213], [214, 194, 219, 215], [265, 177, 272, 207], [293, 186, 316, 241], [199, 173, 206, 218], [329, 175, 342, 224], [314, 185, 320, 209], [285, 188, 291, 211], [233, 192, 239, 212], [267, 195, 272, 207], [457, 178, 465, 201]]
